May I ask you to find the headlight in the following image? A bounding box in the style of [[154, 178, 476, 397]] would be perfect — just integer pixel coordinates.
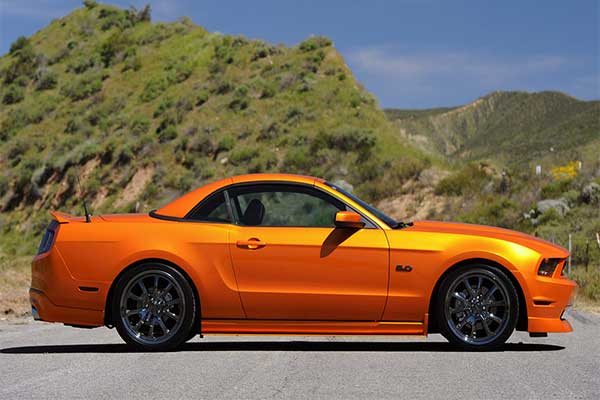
[[538, 258, 561, 277]]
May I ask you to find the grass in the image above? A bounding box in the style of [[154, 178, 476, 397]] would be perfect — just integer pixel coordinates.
[[0, 255, 31, 318]]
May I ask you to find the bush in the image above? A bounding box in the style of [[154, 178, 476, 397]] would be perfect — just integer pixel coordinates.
[[196, 89, 210, 106], [83, 0, 98, 9], [9, 36, 30, 55], [67, 55, 99, 74], [130, 116, 150, 135], [283, 146, 312, 172], [166, 59, 194, 84], [157, 125, 177, 142], [35, 69, 58, 90], [541, 179, 572, 199], [140, 77, 167, 102], [435, 163, 490, 196], [60, 72, 103, 100], [217, 135, 235, 152], [2, 84, 25, 104], [228, 98, 248, 111], [311, 127, 376, 155], [570, 268, 600, 302], [298, 36, 332, 52], [229, 146, 259, 165]]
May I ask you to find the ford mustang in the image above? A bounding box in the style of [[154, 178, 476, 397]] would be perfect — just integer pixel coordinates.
[[30, 173, 576, 351]]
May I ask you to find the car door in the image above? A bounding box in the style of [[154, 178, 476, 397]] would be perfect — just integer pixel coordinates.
[[226, 183, 389, 321]]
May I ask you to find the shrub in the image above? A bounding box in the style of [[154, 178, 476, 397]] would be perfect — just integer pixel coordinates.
[[60, 72, 103, 100], [9, 36, 30, 55], [283, 146, 312, 172], [130, 116, 150, 135], [217, 135, 235, 152], [67, 55, 98, 74], [228, 98, 248, 111], [2, 84, 25, 104], [157, 125, 177, 142], [140, 77, 167, 102], [166, 59, 194, 84], [435, 164, 490, 196], [248, 151, 277, 173], [122, 47, 141, 71], [298, 36, 332, 52], [229, 146, 259, 165], [153, 97, 173, 117], [196, 89, 210, 106], [35, 69, 58, 90], [83, 0, 98, 9], [311, 127, 376, 154], [541, 179, 572, 199]]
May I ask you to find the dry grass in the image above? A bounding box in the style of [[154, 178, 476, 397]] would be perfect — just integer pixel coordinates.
[[0, 255, 31, 319]]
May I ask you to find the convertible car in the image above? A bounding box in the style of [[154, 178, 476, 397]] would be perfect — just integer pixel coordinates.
[[31, 173, 576, 351]]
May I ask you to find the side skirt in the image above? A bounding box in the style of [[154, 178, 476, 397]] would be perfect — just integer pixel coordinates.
[[201, 319, 426, 336]]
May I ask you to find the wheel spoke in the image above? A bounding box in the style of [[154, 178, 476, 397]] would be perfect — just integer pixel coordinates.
[[166, 298, 181, 307], [470, 319, 477, 337], [128, 293, 142, 301], [153, 275, 159, 292], [476, 276, 482, 292], [482, 319, 493, 336], [126, 308, 143, 317], [489, 300, 506, 308], [456, 317, 468, 330], [157, 317, 169, 334], [148, 320, 155, 338], [138, 281, 148, 295], [485, 285, 498, 301], [164, 311, 179, 321], [464, 279, 476, 297], [489, 314, 502, 324], [163, 282, 173, 295], [452, 292, 467, 302]]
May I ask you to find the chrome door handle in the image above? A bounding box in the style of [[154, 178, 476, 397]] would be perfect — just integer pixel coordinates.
[[236, 238, 266, 250]]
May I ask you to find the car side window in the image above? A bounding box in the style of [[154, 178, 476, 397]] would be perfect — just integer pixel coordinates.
[[187, 191, 231, 223], [230, 184, 345, 227]]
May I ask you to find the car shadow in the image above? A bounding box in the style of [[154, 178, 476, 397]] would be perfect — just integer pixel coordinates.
[[1, 340, 564, 354]]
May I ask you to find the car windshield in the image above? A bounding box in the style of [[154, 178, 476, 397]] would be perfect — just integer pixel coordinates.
[[324, 182, 398, 228]]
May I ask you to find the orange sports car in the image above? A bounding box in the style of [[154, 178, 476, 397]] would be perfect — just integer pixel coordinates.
[[30, 173, 576, 351]]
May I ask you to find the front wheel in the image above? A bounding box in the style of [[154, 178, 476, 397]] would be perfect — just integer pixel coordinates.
[[436, 265, 518, 350], [112, 263, 196, 351]]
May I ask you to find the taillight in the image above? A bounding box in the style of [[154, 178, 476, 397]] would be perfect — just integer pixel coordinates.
[[538, 258, 561, 277], [37, 220, 59, 254]]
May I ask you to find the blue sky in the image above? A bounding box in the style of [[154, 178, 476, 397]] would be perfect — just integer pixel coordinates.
[[1, 0, 598, 108]]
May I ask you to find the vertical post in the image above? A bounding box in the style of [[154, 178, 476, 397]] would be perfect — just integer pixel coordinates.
[[568, 234, 572, 275]]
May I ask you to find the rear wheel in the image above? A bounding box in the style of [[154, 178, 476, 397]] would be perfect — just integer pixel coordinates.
[[436, 265, 518, 350], [112, 263, 196, 351]]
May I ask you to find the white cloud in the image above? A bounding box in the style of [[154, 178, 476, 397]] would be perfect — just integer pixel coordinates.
[[347, 46, 569, 88]]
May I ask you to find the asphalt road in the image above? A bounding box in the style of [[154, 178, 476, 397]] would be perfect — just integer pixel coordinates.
[[1, 310, 599, 400]]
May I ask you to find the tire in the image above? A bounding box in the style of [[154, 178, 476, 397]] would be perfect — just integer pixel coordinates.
[[112, 262, 196, 351], [435, 264, 518, 350]]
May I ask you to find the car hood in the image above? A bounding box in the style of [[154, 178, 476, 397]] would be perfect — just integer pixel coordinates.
[[405, 220, 569, 257]]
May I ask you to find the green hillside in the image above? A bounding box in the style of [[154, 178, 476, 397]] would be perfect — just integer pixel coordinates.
[[0, 2, 429, 254], [385, 91, 600, 167], [384, 92, 600, 275]]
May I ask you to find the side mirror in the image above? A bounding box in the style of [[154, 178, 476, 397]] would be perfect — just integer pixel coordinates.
[[334, 211, 365, 229]]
